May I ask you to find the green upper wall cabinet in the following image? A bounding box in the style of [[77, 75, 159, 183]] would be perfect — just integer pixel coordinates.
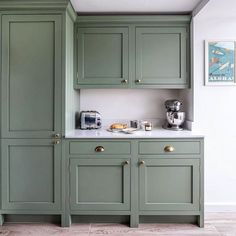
[[76, 27, 129, 88], [1, 15, 62, 138], [135, 27, 187, 88], [75, 15, 190, 89]]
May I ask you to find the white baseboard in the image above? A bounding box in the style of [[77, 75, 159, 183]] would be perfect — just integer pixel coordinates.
[[205, 203, 236, 212]]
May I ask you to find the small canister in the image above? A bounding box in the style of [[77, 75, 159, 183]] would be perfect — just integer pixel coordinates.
[[145, 122, 152, 131], [130, 120, 139, 129], [140, 120, 148, 130]]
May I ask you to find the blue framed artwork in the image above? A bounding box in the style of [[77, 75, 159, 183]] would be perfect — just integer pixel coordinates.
[[205, 40, 236, 85]]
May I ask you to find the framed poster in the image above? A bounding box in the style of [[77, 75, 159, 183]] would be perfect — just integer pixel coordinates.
[[205, 40, 236, 85]]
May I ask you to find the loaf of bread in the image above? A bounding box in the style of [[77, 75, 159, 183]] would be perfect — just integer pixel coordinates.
[[110, 123, 128, 130]]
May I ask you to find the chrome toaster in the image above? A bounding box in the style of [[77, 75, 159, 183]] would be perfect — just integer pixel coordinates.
[[79, 111, 102, 130]]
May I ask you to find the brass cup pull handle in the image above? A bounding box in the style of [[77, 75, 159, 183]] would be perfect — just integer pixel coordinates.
[[121, 79, 128, 84], [164, 145, 175, 152], [54, 133, 60, 138], [140, 160, 145, 165], [135, 79, 141, 83], [123, 160, 129, 165], [95, 146, 105, 152], [53, 140, 60, 145]]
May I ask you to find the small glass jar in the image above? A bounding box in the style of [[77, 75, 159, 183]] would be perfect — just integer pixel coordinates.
[[145, 122, 152, 131], [140, 120, 148, 130]]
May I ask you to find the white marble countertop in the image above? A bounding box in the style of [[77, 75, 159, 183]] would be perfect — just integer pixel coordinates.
[[65, 127, 204, 139]]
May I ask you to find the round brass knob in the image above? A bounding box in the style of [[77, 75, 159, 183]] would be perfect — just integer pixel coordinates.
[[140, 160, 145, 165], [121, 79, 128, 84], [164, 145, 175, 152], [95, 146, 105, 152], [54, 133, 60, 138], [135, 79, 141, 83], [53, 140, 60, 145], [124, 160, 129, 165]]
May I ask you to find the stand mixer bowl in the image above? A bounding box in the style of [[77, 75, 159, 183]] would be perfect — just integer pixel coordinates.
[[166, 112, 185, 130]]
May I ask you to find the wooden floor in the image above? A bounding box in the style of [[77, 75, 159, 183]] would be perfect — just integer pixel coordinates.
[[0, 213, 236, 236]]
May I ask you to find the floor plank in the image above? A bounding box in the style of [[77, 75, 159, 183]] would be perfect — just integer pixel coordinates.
[[0, 213, 236, 235]]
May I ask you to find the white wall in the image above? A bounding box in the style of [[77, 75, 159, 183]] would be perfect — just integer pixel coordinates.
[[80, 89, 181, 120], [193, 0, 236, 211]]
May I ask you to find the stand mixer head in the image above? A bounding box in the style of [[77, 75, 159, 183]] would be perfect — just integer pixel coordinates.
[[165, 99, 182, 112]]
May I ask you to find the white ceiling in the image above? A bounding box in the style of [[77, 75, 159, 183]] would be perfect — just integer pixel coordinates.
[[71, 0, 203, 13]]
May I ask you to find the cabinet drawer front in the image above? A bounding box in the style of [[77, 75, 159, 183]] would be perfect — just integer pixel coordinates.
[[69, 141, 131, 155], [139, 141, 200, 155]]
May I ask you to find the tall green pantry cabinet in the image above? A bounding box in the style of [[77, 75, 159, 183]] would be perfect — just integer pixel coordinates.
[[0, 0, 76, 226]]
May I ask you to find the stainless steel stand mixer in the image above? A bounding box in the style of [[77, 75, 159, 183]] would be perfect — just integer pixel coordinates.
[[162, 99, 185, 131]]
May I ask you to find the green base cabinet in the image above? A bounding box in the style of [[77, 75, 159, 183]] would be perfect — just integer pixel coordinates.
[[139, 158, 200, 211], [1, 139, 61, 212], [65, 138, 204, 228], [70, 158, 130, 211]]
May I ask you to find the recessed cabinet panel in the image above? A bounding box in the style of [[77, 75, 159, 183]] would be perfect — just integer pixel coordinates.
[[77, 27, 129, 87], [139, 158, 199, 211], [1, 139, 61, 211], [135, 27, 187, 87], [70, 158, 130, 211], [9, 146, 54, 203], [1, 15, 62, 138]]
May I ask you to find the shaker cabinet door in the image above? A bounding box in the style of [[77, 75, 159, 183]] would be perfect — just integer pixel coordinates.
[[76, 27, 129, 88], [135, 27, 188, 88], [1, 139, 61, 211], [1, 15, 62, 138], [139, 158, 200, 211], [70, 158, 130, 211]]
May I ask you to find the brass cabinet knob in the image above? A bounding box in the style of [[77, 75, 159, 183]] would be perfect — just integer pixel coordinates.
[[95, 146, 105, 152], [164, 145, 175, 152], [140, 160, 145, 165], [53, 140, 60, 145], [54, 133, 60, 138], [135, 79, 141, 83], [123, 160, 129, 165], [121, 79, 128, 84]]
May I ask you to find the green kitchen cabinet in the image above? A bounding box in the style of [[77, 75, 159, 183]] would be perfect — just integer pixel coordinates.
[[135, 27, 188, 88], [1, 139, 61, 212], [75, 16, 190, 89], [139, 158, 200, 211], [1, 14, 62, 139], [76, 27, 129, 88], [65, 138, 204, 228], [70, 158, 131, 211]]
